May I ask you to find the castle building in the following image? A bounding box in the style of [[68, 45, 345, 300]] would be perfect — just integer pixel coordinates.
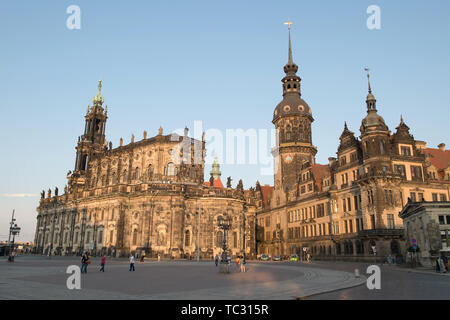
[[34, 81, 258, 258], [254, 26, 450, 261]]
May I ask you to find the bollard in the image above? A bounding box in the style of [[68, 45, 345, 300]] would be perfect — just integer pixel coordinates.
[[354, 269, 360, 278]]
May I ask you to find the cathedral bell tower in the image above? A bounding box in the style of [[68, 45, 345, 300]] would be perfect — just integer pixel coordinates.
[[69, 80, 108, 191], [272, 22, 317, 198]]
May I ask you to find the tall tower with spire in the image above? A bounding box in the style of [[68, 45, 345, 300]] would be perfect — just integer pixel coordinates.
[[70, 81, 108, 191], [272, 22, 317, 198]]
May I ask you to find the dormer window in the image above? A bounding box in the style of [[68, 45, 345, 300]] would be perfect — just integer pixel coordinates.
[[400, 146, 411, 156]]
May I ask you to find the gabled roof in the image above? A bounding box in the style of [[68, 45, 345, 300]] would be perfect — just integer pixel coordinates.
[[204, 177, 224, 188], [311, 164, 331, 191], [260, 185, 274, 207]]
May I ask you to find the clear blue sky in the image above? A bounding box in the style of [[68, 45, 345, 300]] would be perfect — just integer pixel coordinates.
[[1, 0, 449, 241]]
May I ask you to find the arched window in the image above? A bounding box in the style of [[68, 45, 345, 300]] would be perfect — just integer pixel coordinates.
[[216, 231, 223, 247], [185, 230, 191, 247], [379, 140, 385, 155], [147, 165, 153, 180], [286, 125, 291, 141], [348, 241, 354, 254], [166, 163, 175, 176], [134, 167, 140, 180], [336, 243, 341, 255], [111, 172, 117, 185], [132, 229, 138, 246]]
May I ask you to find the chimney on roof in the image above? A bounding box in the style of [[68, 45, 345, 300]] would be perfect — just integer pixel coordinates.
[[328, 157, 336, 166], [438, 143, 446, 151]]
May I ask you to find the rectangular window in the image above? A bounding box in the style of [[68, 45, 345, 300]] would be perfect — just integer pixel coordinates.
[[432, 193, 438, 201], [110, 230, 113, 243], [349, 220, 353, 233], [75, 232, 78, 243], [371, 215, 376, 229], [411, 166, 423, 181], [446, 216, 450, 225], [98, 231, 103, 244], [440, 194, 447, 202], [418, 193, 424, 201], [345, 221, 348, 234], [348, 198, 352, 211], [343, 199, 347, 212], [410, 192, 416, 202], [439, 216, 445, 225], [354, 196, 358, 211], [387, 214, 395, 229]]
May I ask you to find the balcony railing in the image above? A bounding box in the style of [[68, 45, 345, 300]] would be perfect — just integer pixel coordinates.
[[358, 229, 404, 237]]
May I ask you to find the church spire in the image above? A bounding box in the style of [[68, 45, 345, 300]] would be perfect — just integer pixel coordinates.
[[282, 21, 301, 97], [93, 79, 104, 106], [285, 20, 294, 65], [364, 68, 377, 112]]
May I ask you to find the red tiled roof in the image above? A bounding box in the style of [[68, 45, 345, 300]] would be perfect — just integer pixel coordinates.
[[311, 164, 330, 191], [423, 148, 450, 171], [204, 177, 224, 188], [260, 185, 274, 207]]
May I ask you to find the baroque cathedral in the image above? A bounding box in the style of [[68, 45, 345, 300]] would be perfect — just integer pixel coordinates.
[[35, 27, 450, 261]]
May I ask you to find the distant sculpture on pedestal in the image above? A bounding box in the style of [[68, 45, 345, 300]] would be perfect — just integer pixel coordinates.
[[120, 138, 123, 147], [131, 134, 135, 143], [227, 177, 232, 188], [47, 189, 51, 198], [158, 126, 163, 136], [55, 187, 58, 196], [143, 130, 147, 139]]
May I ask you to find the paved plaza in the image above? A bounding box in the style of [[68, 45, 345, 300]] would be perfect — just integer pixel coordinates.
[[0, 255, 449, 300], [0, 255, 364, 300]]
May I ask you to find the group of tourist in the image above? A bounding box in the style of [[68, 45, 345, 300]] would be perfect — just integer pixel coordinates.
[[80, 252, 135, 273], [214, 254, 247, 272]]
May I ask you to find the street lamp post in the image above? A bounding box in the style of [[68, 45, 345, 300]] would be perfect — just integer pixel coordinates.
[[9, 219, 21, 262], [197, 200, 201, 262], [7, 210, 16, 256], [242, 204, 248, 260], [218, 214, 232, 273]]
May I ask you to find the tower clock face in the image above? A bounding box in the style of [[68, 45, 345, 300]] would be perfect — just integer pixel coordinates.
[[284, 154, 293, 163]]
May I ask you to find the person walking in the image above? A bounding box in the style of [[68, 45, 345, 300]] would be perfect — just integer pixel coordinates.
[[440, 253, 448, 273], [387, 254, 392, 265], [236, 256, 241, 272], [100, 255, 106, 272], [215, 254, 219, 267], [240, 257, 246, 273], [81, 252, 89, 273], [129, 254, 135, 272]]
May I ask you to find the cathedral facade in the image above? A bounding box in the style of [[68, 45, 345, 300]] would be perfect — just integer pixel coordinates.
[[34, 82, 258, 258]]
